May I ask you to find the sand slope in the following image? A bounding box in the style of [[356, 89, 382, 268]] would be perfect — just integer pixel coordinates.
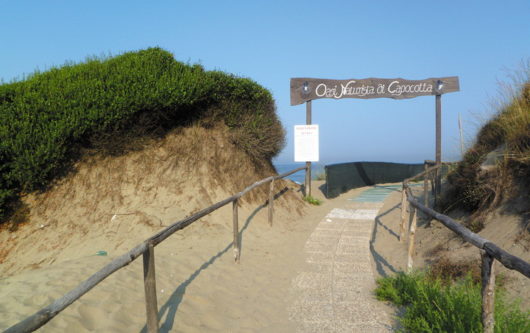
[[1, 202, 315, 332], [0, 125, 314, 331]]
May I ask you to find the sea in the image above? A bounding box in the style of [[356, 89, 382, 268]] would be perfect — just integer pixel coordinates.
[[273, 163, 325, 184]]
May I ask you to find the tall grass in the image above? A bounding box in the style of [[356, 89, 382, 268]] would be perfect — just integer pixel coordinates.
[[376, 272, 529, 332], [443, 64, 529, 214], [0, 47, 285, 223]]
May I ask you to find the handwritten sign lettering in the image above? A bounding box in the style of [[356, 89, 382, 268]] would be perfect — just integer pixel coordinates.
[[290, 77, 459, 105]]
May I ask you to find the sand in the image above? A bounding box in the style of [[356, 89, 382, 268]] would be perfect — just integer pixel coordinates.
[[2, 175, 527, 332], [1, 197, 314, 332], [1, 178, 400, 332]]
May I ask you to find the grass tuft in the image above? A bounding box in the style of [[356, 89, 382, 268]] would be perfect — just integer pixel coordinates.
[[303, 196, 322, 205], [376, 272, 529, 332], [442, 64, 530, 215]]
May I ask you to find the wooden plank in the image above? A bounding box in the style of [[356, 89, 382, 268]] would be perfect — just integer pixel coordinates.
[[268, 179, 274, 226], [399, 188, 408, 242], [407, 207, 417, 273], [407, 189, 487, 249], [483, 242, 530, 278], [233, 199, 240, 263], [149, 175, 278, 247], [143, 243, 159, 333], [407, 190, 530, 278], [290, 76, 460, 105], [481, 250, 495, 333], [403, 163, 442, 185], [273, 166, 307, 181]]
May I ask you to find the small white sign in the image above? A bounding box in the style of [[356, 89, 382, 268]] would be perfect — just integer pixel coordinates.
[[294, 125, 319, 162]]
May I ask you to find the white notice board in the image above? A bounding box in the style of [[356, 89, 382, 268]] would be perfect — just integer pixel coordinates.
[[294, 125, 319, 162]]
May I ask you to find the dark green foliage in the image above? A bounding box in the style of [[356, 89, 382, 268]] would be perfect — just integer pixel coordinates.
[[375, 272, 530, 333], [0, 48, 284, 223]]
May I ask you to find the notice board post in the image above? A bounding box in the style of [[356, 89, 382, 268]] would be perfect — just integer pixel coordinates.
[[295, 124, 319, 197], [306, 100, 312, 197]]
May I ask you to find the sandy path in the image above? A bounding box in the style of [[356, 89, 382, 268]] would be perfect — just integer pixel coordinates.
[[289, 186, 396, 332], [1, 183, 400, 332]]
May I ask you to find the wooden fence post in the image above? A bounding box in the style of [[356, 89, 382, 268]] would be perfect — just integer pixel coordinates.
[[268, 179, 274, 226], [481, 250, 496, 333], [399, 187, 408, 242], [143, 242, 159, 333], [407, 207, 417, 273], [423, 163, 429, 208], [233, 199, 240, 263]]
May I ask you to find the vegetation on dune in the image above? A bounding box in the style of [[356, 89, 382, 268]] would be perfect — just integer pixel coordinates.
[[302, 195, 322, 205], [0, 47, 285, 223], [376, 67, 530, 332], [376, 272, 530, 333], [442, 67, 529, 221]]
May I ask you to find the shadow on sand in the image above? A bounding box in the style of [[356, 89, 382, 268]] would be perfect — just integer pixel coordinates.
[[140, 187, 291, 333], [369, 203, 400, 277]]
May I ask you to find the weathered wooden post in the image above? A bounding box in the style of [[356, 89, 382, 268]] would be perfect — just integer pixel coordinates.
[[435, 93, 442, 198], [268, 179, 274, 226], [233, 198, 240, 263], [481, 250, 496, 333], [143, 242, 159, 333], [399, 186, 408, 242], [423, 161, 429, 208], [407, 206, 417, 273], [305, 100, 312, 197]]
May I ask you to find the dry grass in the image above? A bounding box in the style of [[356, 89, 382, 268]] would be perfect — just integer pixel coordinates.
[[428, 256, 481, 285], [443, 63, 530, 219]]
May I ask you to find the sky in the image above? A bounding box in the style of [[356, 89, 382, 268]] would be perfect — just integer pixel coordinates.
[[1, 1, 529, 165]]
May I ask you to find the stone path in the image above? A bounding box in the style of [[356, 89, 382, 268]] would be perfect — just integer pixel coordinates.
[[289, 186, 397, 332]]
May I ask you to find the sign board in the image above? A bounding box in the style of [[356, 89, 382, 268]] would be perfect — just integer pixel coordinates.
[[290, 76, 460, 105], [294, 125, 319, 162]]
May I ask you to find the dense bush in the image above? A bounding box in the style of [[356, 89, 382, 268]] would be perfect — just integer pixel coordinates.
[[0, 47, 284, 222], [376, 272, 529, 332]]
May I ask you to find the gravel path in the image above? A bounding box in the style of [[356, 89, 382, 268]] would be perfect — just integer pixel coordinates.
[[289, 187, 396, 332]]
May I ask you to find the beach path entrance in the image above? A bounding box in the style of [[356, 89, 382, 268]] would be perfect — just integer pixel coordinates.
[[289, 184, 397, 332]]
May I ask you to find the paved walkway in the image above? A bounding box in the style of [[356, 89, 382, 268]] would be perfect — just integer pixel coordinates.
[[289, 186, 396, 332]]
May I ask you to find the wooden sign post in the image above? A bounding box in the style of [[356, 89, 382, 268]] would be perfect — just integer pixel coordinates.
[[290, 76, 460, 194], [435, 92, 442, 197], [306, 100, 312, 197]]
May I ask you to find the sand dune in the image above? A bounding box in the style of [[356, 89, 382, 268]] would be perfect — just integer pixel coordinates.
[[1, 200, 318, 332]]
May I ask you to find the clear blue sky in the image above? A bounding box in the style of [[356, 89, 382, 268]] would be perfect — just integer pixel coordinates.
[[1, 1, 529, 164]]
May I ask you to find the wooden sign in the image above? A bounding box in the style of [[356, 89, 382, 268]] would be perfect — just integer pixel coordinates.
[[290, 76, 460, 105]]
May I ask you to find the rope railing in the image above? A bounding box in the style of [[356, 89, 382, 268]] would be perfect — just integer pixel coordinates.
[[400, 163, 529, 333], [5, 166, 308, 333]]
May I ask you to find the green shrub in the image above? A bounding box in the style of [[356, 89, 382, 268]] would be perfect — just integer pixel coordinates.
[[376, 272, 530, 332], [0, 47, 284, 223]]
